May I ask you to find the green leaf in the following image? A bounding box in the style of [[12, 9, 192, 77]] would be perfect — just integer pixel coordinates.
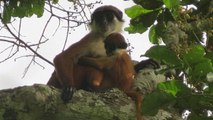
[[163, 0, 180, 19], [32, 0, 45, 17], [157, 8, 175, 23], [155, 18, 166, 38], [182, 45, 213, 78], [183, 45, 205, 64], [2, 0, 45, 23], [207, 83, 213, 93], [52, 0, 59, 4], [193, 59, 213, 78], [205, 52, 213, 63], [163, 0, 180, 9], [141, 91, 175, 115], [188, 113, 213, 120], [145, 46, 181, 66], [177, 94, 213, 115], [125, 24, 148, 34], [149, 25, 160, 44], [125, 5, 153, 18], [2, 5, 12, 23], [12, 3, 26, 18], [131, 10, 159, 27], [133, 0, 163, 10], [157, 80, 190, 96]]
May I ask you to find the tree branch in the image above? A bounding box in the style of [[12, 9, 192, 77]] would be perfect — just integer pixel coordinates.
[[2, 21, 54, 66]]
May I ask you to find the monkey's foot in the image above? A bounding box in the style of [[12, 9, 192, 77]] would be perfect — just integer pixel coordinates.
[[61, 86, 75, 104]]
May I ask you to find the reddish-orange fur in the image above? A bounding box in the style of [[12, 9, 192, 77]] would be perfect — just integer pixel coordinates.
[[47, 5, 124, 92], [79, 33, 143, 120], [47, 58, 103, 91], [47, 32, 107, 88]]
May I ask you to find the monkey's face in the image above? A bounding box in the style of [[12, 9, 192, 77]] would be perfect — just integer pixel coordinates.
[[104, 33, 127, 56], [90, 6, 124, 36]]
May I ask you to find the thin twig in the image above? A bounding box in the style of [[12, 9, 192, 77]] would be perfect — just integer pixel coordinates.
[[62, 11, 70, 51], [0, 0, 101, 76], [0, 45, 19, 63], [1, 21, 54, 66]]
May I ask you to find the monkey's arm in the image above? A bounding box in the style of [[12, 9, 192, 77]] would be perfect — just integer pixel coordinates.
[[78, 56, 115, 70]]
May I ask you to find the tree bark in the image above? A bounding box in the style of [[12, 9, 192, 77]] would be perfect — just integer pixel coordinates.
[[0, 84, 136, 120]]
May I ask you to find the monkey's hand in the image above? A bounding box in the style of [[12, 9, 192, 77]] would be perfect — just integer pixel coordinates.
[[61, 86, 76, 104], [78, 56, 90, 65]]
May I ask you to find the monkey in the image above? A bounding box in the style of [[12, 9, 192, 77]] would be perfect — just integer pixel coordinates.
[[47, 5, 124, 103], [134, 59, 160, 73], [78, 33, 143, 120]]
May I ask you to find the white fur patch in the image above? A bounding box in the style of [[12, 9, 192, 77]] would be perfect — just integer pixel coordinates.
[[89, 40, 107, 57], [113, 49, 127, 55], [104, 17, 124, 36]]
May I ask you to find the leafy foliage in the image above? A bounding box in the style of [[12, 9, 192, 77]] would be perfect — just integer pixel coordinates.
[[145, 46, 181, 66], [1, 0, 52, 23], [125, 5, 159, 34], [126, 0, 213, 119], [141, 90, 175, 115]]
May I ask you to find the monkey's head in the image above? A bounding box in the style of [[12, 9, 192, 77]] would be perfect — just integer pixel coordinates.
[[90, 5, 124, 36], [104, 33, 127, 56]]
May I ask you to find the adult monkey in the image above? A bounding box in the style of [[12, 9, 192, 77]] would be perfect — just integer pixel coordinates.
[[47, 5, 124, 103]]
